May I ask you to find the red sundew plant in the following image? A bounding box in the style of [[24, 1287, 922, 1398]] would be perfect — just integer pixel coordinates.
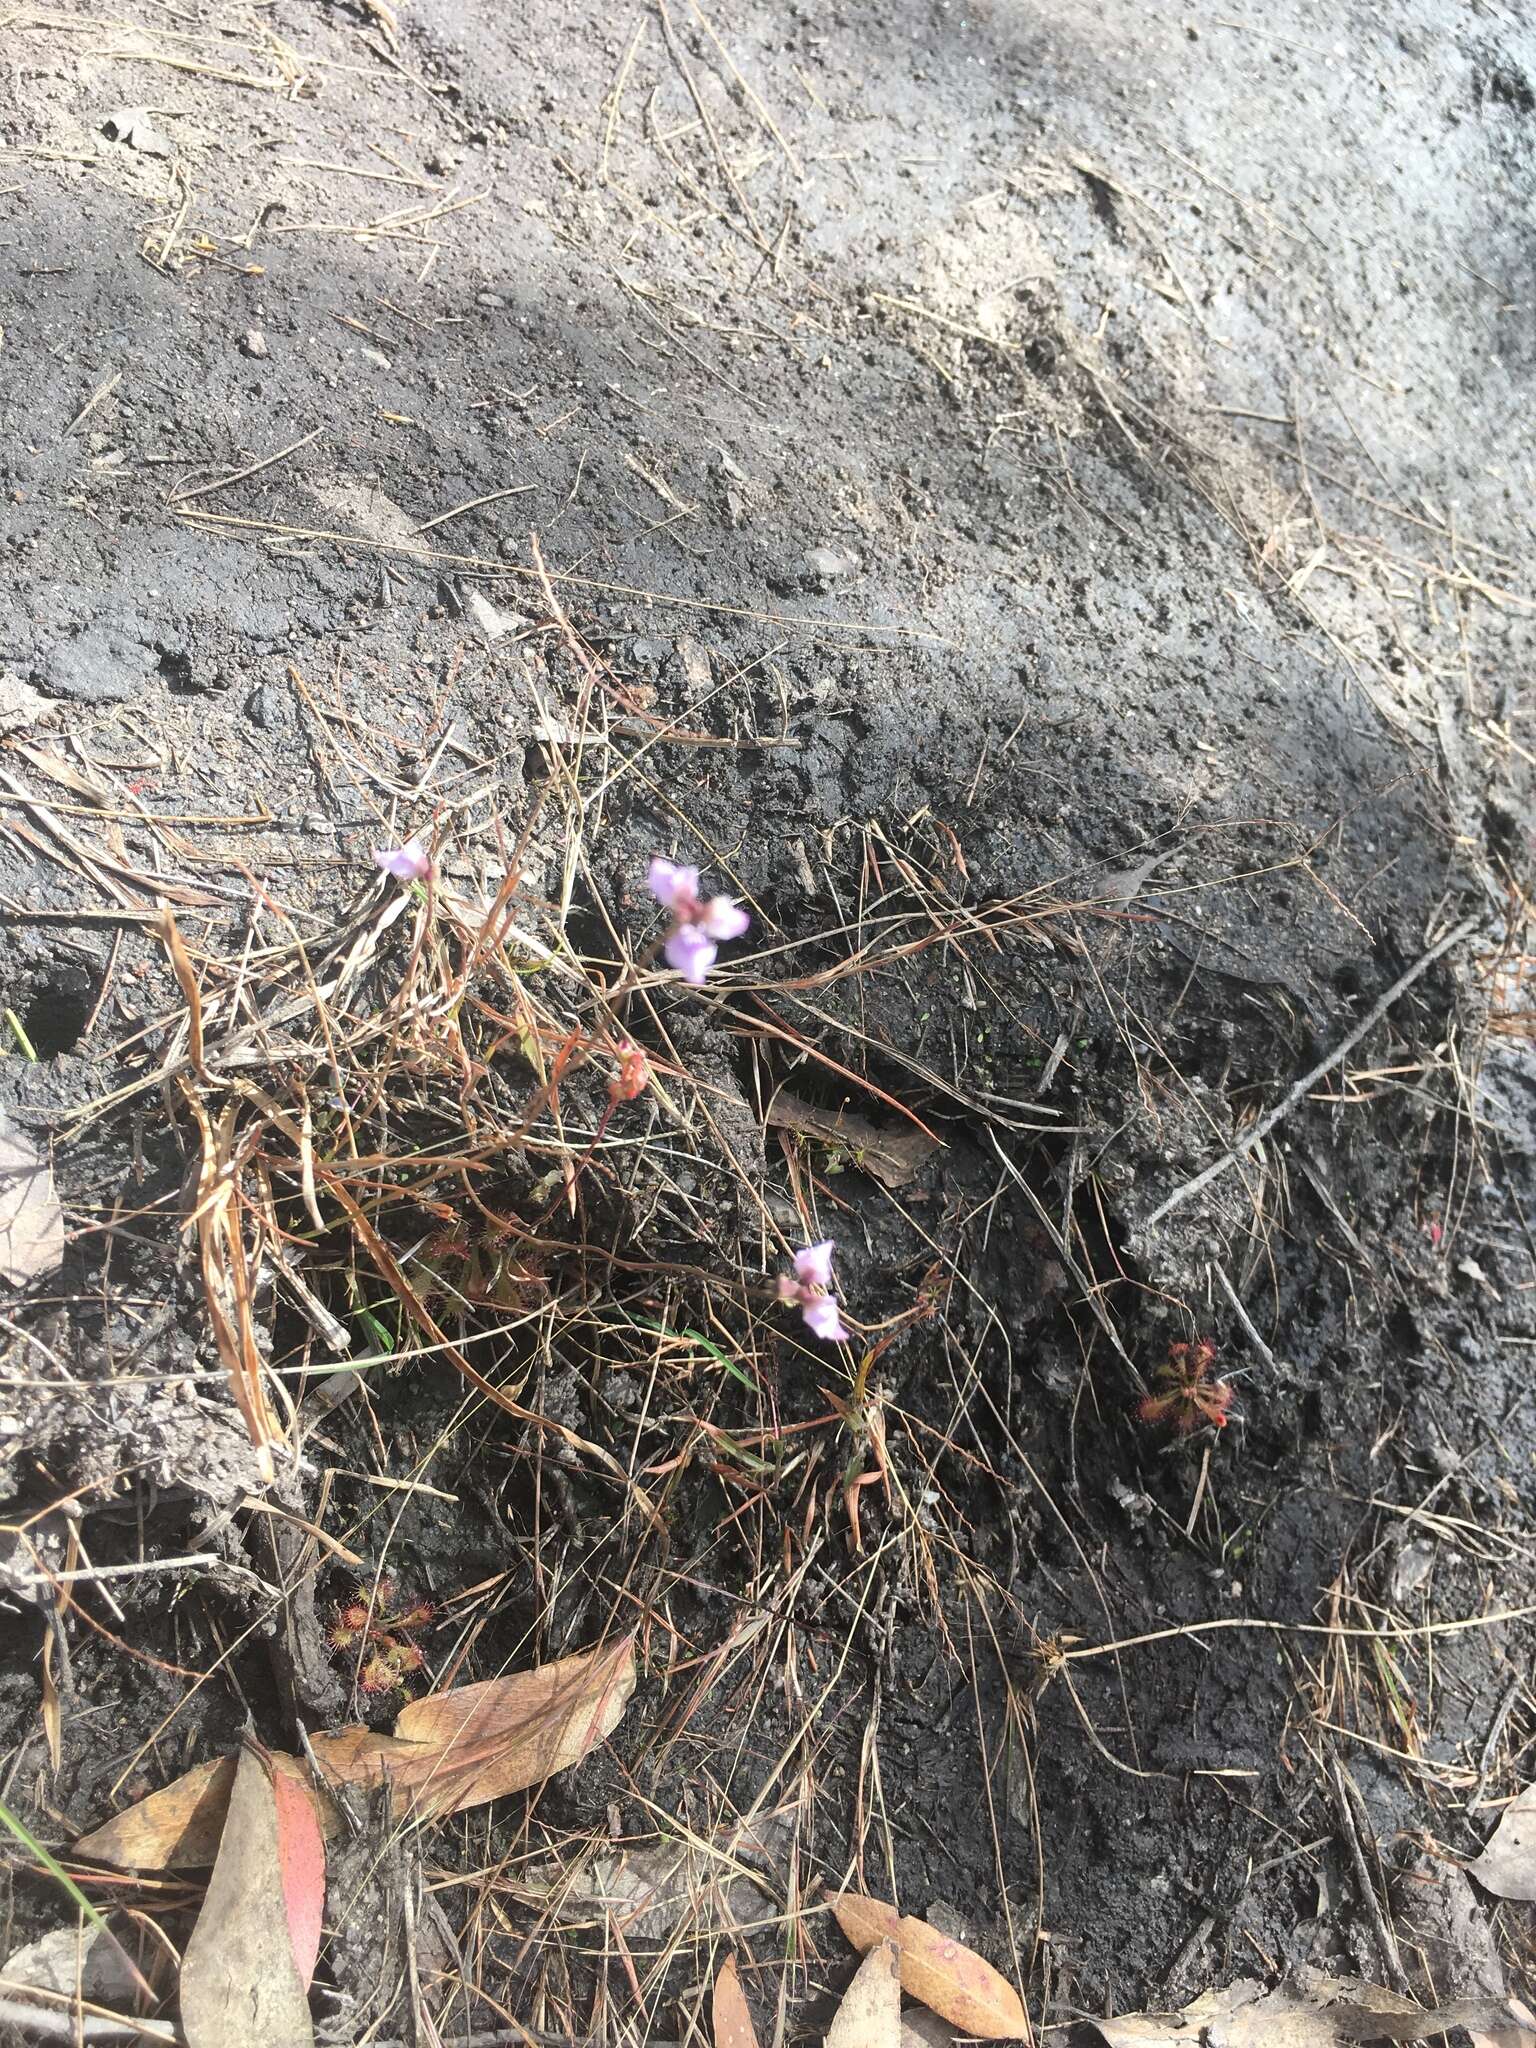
[[327, 1576, 435, 1695], [1137, 1338, 1236, 1434]]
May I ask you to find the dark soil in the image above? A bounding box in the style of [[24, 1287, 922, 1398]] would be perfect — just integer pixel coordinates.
[[2, 0, 1534, 2039]]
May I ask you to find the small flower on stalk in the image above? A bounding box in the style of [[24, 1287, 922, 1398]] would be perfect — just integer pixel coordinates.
[[777, 1239, 849, 1343], [374, 842, 431, 883], [610, 1038, 652, 1103], [647, 856, 750, 985]]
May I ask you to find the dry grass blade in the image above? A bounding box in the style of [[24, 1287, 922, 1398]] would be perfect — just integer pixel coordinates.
[[158, 904, 206, 1076], [178, 1082, 281, 1482]]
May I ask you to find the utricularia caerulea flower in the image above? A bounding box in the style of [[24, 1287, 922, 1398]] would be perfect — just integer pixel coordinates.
[[374, 842, 431, 883], [647, 857, 749, 985], [778, 1239, 849, 1343]]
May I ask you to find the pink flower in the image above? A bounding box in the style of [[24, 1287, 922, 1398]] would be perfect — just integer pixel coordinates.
[[611, 1039, 651, 1102], [646, 854, 749, 983], [778, 1239, 848, 1343], [803, 1295, 849, 1343], [793, 1240, 835, 1292], [647, 857, 699, 912], [665, 923, 719, 985], [374, 842, 431, 883]]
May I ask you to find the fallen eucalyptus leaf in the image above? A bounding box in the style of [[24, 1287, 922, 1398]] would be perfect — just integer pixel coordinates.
[[76, 1639, 636, 1870], [267, 1750, 325, 1990], [826, 1939, 901, 2048], [1468, 1782, 1536, 1901], [75, 1750, 320, 1871], [832, 1894, 1026, 2041], [179, 1744, 314, 2048], [314, 1635, 635, 1820], [714, 1953, 761, 2048], [0, 1115, 65, 1287]]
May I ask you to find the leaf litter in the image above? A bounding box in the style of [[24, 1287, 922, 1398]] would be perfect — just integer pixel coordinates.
[[536, 1804, 792, 1941], [825, 1941, 902, 2048], [832, 1893, 1028, 2041], [0, 1112, 64, 1286], [714, 1954, 762, 2048], [178, 1744, 318, 2048], [1091, 1970, 1536, 2048], [75, 1637, 635, 1870], [1467, 1780, 1536, 1900]]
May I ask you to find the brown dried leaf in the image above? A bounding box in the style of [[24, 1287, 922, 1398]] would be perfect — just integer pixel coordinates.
[[76, 1751, 325, 1871], [179, 1744, 314, 2048], [1468, 1782, 1536, 1901], [714, 1954, 761, 2048], [312, 1636, 635, 1821], [765, 1091, 940, 1190], [832, 1895, 1026, 2042], [76, 1640, 635, 1872], [1090, 1973, 1534, 2048], [0, 1114, 64, 1286], [826, 1940, 901, 2048]]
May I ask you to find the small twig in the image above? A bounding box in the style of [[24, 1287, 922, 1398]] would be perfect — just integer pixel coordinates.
[[166, 427, 322, 507], [64, 371, 122, 437], [1162, 1910, 1216, 1988], [0, 1990, 178, 2044], [654, 0, 769, 251], [989, 1131, 1146, 1390], [1144, 917, 1477, 1228], [1211, 1264, 1280, 1375], [1469, 1671, 1526, 1811], [411, 484, 536, 535], [5, 1552, 262, 1590], [1331, 1755, 1412, 1994]]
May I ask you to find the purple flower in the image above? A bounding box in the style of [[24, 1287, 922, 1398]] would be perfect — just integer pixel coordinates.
[[665, 923, 718, 986], [647, 857, 700, 913], [646, 853, 749, 983], [374, 843, 431, 883], [701, 897, 750, 942], [794, 1240, 836, 1292], [778, 1239, 848, 1343], [802, 1295, 849, 1343]]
